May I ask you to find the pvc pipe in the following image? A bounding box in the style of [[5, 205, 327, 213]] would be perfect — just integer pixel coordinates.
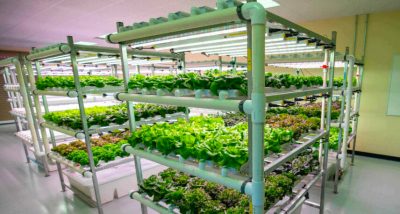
[[264, 131, 327, 175], [281, 172, 322, 213], [318, 49, 329, 164], [0, 57, 17, 67], [350, 65, 363, 165], [241, 2, 266, 213], [35, 61, 67, 191], [41, 122, 78, 138], [48, 152, 91, 177], [67, 36, 103, 214], [25, 62, 52, 156], [123, 145, 249, 194], [266, 12, 333, 45], [107, 7, 239, 43], [265, 88, 332, 103], [116, 22, 147, 214], [333, 59, 349, 193], [26, 44, 71, 61], [34, 90, 78, 97], [14, 59, 41, 156], [75, 45, 177, 59], [116, 93, 242, 111], [341, 56, 355, 168], [130, 192, 175, 214], [320, 40, 337, 214]]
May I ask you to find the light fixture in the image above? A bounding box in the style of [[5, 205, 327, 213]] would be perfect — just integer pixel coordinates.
[[268, 61, 344, 68], [155, 35, 247, 51], [75, 41, 97, 46], [254, 0, 280, 8], [42, 55, 70, 63], [131, 26, 247, 48], [191, 41, 308, 54]]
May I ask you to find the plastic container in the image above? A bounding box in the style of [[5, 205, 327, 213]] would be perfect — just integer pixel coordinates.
[[63, 159, 166, 205]]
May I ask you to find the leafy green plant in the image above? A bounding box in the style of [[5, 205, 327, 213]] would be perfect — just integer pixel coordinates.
[[36, 76, 123, 90], [128, 116, 294, 170], [43, 103, 186, 130], [52, 132, 130, 166], [139, 168, 296, 213]]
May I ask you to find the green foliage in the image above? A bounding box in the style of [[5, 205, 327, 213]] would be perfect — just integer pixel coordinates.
[[36, 76, 123, 90], [140, 168, 296, 213], [127, 71, 324, 96], [128, 116, 294, 170], [51, 133, 130, 166], [43, 103, 186, 130], [266, 114, 320, 140]]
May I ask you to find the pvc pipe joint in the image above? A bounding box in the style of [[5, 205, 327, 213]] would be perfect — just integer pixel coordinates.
[[251, 93, 266, 123], [240, 2, 266, 25], [251, 181, 265, 206]]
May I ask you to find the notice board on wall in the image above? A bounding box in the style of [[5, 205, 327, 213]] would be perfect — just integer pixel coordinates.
[[387, 54, 400, 116]]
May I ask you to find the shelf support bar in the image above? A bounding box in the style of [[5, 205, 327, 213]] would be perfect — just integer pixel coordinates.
[[240, 2, 267, 214], [116, 21, 148, 214], [68, 36, 104, 214], [320, 31, 337, 214]]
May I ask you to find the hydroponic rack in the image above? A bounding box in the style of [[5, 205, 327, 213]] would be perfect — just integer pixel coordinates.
[[0, 56, 49, 173], [24, 38, 184, 214], [106, 1, 336, 213], [332, 55, 363, 193], [265, 50, 364, 194]]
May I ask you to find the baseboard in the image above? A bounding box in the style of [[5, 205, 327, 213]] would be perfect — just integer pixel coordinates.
[[350, 150, 400, 162], [0, 120, 15, 125]]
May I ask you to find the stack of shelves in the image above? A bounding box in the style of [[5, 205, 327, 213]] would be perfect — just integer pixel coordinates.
[[105, 1, 337, 213], [265, 51, 364, 193], [24, 41, 185, 213]]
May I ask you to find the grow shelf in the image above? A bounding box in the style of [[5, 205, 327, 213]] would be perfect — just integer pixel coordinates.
[[123, 129, 326, 191], [15, 130, 73, 146], [41, 112, 187, 138], [9, 108, 27, 119], [3, 84, 20, 92], [130, 192, 176, 214], [48, 151, 135, 177], [34, 86, 125, 97]]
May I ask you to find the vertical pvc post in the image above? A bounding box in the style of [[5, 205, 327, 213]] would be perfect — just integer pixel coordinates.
[[351, 65, 363, 165], [246, 0, 255, 178], [35, 61, 66, 191], [136, 65, 141, 74], [333, 57, 349, 194], [318, 49, 329, 165], [4, 67, 30, 163], [14, 59, 41, 155], [67, 36, 104, 214], [25, 62, 52, 157], [242, 2, 267, 213], [320, 32, 336, 214], [341, 56, 355, 168], [218, 56, 223, 71], [116, 22, 148, 214], [20, 61, 44, 154]]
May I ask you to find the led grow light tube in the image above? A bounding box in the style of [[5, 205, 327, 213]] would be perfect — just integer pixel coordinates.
[[170, 34, 286, 52], [191, 41, 308, 54], [131, 26, 247, 48], [174, 38, 297, 53], [42, 55, 70, 63], [206, 45, 319, 55], [268, 61, 345, 68], [155, 35, 248, 51], [212, 47, 324, 57]]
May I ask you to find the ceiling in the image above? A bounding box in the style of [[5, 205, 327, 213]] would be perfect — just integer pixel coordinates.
[[0, 0, 399, 51]]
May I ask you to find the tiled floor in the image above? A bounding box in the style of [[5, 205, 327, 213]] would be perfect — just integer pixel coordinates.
[[0, 124, 399, 214]]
